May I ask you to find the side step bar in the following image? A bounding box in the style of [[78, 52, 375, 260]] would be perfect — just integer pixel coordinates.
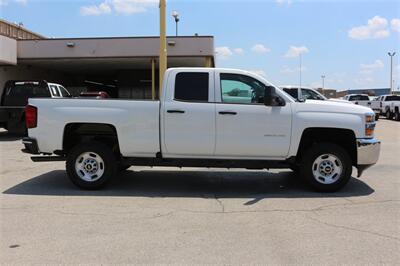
[[31, 156, 66, 162]]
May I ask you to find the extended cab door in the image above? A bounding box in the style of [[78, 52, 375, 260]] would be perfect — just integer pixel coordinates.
[[161, 70, 216, 157], [214, 70, 292, 158]]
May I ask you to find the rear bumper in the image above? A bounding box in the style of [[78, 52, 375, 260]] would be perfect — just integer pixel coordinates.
[[356, 138, 381, 177], [21, 137, 39, 154]]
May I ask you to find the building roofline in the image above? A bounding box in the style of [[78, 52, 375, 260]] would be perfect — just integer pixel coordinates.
[[0, 18, 46, 39], [17, 35, 214, 41]]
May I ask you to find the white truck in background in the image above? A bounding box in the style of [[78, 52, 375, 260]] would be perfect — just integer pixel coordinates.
[[22, 68, 380, 192], [376, 94, 400, 120], [342, 94, 380, 119]]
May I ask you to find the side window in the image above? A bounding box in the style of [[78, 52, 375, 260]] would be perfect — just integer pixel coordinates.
[[50, 85, 60, 97], [220, 73, 266, 104], [58, 86, 70, 97], [174, 72, 209, 102]]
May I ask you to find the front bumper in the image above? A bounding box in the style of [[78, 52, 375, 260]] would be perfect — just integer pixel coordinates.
[[356, 138, 381, 177]]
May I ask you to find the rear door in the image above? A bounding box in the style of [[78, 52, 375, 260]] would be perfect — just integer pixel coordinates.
[[161, 70, 216, 157]]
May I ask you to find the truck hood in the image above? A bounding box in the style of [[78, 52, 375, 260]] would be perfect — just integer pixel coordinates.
[[298, 99, 374, 115]]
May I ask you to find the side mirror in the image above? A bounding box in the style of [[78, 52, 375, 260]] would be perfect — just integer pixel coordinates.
[[264, 86, 275, 106]]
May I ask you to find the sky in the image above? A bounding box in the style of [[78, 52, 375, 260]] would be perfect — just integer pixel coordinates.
[[1, 0, 399, 91]]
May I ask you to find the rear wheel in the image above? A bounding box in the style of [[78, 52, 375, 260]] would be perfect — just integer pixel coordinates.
[[299, 143, 352, 192], [395, 110, 400, 121], [66, 141, 117, 189], [386, 110, 392, 120]]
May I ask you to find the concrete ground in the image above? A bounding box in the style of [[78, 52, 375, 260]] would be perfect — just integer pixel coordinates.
[[0, 119, 399, 265]]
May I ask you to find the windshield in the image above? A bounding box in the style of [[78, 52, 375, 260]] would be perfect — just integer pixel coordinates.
[[301, 89, 326, 100], [349, 95, 369, 101]]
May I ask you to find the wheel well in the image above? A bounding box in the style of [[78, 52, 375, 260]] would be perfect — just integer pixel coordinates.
[[63, 123, 120, 157], [297, 128, 357, 165]]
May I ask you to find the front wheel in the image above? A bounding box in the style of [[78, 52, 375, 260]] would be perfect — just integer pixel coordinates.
[[66, 141, 118, 189], [386, 110, 392, 120], [299, 143, 352, 192]]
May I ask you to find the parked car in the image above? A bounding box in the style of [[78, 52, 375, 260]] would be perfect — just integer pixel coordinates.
[[22, 68, 380, 192], [375, 94, 400, 120], [281, 86, 350, 104], [342, 94, 380, 119], [0, 80, 70, 133], [79, 91, 110, 99]]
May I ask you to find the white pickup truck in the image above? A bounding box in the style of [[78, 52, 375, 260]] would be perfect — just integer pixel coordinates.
[[22, 68, 381, 192], [376, 94, 400, 120]]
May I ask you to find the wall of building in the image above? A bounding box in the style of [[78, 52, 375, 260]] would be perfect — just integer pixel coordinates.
[[0, 36, 17, 65]]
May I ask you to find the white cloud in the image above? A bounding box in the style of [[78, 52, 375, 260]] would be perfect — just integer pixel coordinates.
[[80, 2, 111, 16], [0, 0, 7, 5], [360, 59, 384, 70], [249, 70, 266, 77], [348, 16, 390, 40], [251, 44, 270, 54], [391, 18, 400, 32], [276, 0, 292, 5], [14, 0, 27, 4], [233, 48, 244, 54], [354, 77, 374, 86], [215, 46, 233, 60], [80, 0, 158, 16], [284, 46, 309, 58]]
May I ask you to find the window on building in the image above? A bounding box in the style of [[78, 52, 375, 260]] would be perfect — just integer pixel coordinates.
[[174, 72, 209, 102]]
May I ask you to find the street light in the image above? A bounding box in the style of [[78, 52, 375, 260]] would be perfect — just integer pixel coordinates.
[[172, 10, 180, 36], [388, 52, 396, 94], [321, 75, 326, 90]]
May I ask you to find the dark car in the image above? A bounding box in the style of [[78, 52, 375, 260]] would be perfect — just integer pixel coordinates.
[[0, 80, 70, 133]]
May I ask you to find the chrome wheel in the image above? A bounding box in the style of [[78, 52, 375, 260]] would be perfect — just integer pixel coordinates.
[[312, 154, 343, 185], [75, 152, 105, 182]]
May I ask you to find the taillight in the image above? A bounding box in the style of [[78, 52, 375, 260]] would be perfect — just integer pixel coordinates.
[[25, 105, 37, 129]]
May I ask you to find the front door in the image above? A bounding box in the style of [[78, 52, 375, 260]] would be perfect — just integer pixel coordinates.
[[214, 72, 292, 158]]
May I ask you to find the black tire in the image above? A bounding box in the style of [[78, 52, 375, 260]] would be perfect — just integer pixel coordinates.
[[386, 110, 392, 120], [375, 114, 379, 121], [395, 111, 400, 121], [119, 163, 131, 171], [66, 141, 117, 189], [299, 143, 352, 192]]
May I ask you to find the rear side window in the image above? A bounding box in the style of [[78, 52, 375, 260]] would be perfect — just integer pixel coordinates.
[[283, 88, 298, 99], [386, 95, 400, 101], [3, 84, 51, 106], [349, 95, 369, 101], [174, 72, 209, 102], [50, 85, 61, 97]]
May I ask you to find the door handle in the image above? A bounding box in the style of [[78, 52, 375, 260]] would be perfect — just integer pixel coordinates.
[[219, 111, 237, 115], [167, 109, 185, 114]]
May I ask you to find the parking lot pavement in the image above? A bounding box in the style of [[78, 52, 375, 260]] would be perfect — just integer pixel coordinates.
[[0, 120, 399, 265]]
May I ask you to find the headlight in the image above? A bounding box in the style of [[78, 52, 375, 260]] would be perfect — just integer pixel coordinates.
[[365, 114, 376, 137], [365, 114, 375, 123]]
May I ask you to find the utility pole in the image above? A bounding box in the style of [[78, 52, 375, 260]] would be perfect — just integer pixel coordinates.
[[388, 52, 396, 94], [321, 75, 325, 90], [299, 53, 302, 100], [159, 0, 167, 97]]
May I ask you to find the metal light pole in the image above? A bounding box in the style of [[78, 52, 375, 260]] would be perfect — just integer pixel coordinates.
[[298, 53, 303, 100], [159, 0, 167, 96], [172, 11, 179, 36], [321, 75, 326, 90], [388, 52, 396, 94]]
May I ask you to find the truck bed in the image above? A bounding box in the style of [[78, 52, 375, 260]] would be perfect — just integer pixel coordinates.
[[28, 98, 160, 157]]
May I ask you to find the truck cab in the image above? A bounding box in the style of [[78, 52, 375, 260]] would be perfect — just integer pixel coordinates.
[[22, 68, 381, 192]]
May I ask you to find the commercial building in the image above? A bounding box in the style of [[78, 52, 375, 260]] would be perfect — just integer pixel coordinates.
[[0, 19, 215, 100], [337, 88, 391, 97]]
